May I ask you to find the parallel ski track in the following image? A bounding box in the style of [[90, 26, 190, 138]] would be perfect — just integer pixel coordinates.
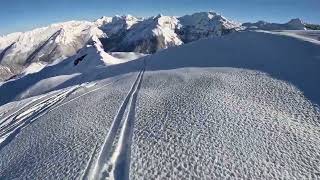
[[86, 60, 146, 180]]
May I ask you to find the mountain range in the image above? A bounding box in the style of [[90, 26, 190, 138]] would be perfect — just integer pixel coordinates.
[[0, 12, 313, 81], [1, 11, 320, 179]]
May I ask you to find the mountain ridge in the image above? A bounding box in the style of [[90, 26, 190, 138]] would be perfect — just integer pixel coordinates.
[[0, 12, 318, 82], [0, 12, 241, 81]]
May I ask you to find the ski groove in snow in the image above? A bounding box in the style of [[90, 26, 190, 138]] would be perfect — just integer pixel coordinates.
[[81, 143, 99, 180], [0, 86, 78, 149], [86, 60, 146, 180], [109, 60, 145, 180]]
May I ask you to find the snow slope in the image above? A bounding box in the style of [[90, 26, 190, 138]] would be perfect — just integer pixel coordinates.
[[0, 30, 320, 179], [0, 21, 105, 81], [269, 30, 320, 43], [178, 12, 242, 42], [110, 52, 147, 63], [0, 36, 124, 103]]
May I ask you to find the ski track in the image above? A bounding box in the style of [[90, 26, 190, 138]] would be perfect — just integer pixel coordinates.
[[110, 63, 145, 180], [0, 78, 120, 151], [81, 143, 99, 180], [0, 95, 47, 126], [87, 60, 146, 180], [0, 86, 79, 149]]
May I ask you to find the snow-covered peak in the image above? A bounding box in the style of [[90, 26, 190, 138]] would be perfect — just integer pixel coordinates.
[[0, 20, 106, 80], [95, 16, 113, 26], [0, 20, 104, 53], [50, 21, 105, 44], [99, 12, 242, 53], [154, 15, 179, 28], [100, 15, 141, 36], [123, 14, 137, 21], [287, 18, 306, 30], [177, 12, 242, 42], [153, 16, 183, 46], [0, 11, 245, 80], [179, 12, 218, 24], [75, 35, 121, 67], [243, 18, 307, 30], [154, 14, 164, 19], [180, 11, 241, 28], [288, 18, 304, 25], [119, 15, 183, 53], [111, 14, 138, 23]]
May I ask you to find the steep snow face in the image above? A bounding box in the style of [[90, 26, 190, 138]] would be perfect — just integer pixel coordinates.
[[64, 35, 123, 73], [0, 36, 122, 102], [101, 12, 241, 53], [126, 15, 182, 43], [120, 15, 183, 53], [81, 36, 122, 65], [243, 18, 307, 30], [21, 62, 47, 76], [178, 12, 242, 42], [0, 11, 243, 81], [99, 15, 141, 36], [100, 15, 183, 53], [95, 16, 113, 27], [0, 21, 105, 80], [0, 65, 14, 82], [287, 18, 307, 30]]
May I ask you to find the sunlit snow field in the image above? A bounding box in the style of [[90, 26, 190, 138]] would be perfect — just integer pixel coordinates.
[[0, 30, 320, 179]]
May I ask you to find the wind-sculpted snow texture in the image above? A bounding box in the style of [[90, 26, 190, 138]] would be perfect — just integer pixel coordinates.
[[128, 31, 320, 179], [0, 73, 140, 179], [0, 31, 320, 179], [131, 68, 320, 179]]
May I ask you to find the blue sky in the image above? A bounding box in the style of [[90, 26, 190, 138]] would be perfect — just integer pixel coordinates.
[[1, 0, 319, 35]]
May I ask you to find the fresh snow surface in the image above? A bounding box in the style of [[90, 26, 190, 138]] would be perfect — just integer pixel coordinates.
[[110, 52, 147, 63], [0, 31, 320, 179], [269, 30, 320, 44]]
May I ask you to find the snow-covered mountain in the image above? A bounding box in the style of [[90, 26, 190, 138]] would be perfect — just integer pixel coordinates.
[[243, 18, 307, 30], [101, 15, 184, 53], [177, 12, 242, 42], [0, 12, 241, 81], [0, 21, 105, 81], [0, 29, 320, 179], [99, 15, 141, 36], [100, 12, 242, 53], [1, 12, 318, 82]]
